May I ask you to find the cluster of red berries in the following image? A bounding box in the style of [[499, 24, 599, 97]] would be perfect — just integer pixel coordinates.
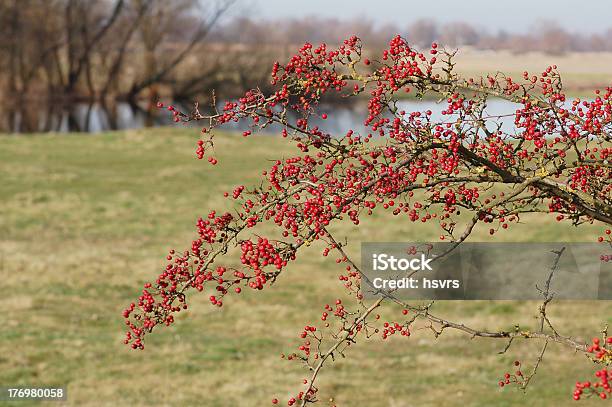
[[573, 337, 612, 401], [498, 360, 524, 388], [156, 102, 181, 123], [588, 337, 612, 363], [574, 369, 611, 400], [381, 320, 411, 340]]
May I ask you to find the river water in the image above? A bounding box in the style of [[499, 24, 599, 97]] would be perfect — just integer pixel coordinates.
[[1, 98, 521, 134]]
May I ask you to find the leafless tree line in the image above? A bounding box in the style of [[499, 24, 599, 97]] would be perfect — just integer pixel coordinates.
[[2, 2, 611, 105], [0, 0, 241, 106], [214, 16, 612, 55], [0, 1, 611, 132]]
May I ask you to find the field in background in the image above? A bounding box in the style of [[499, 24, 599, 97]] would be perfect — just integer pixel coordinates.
[[454, 49, 612, 96], [0, 128, 610, 406]]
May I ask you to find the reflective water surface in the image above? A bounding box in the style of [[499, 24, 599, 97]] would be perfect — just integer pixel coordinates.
[[0, 98, 521, 135]]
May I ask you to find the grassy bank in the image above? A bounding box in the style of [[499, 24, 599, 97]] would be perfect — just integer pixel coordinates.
[[0, 128, 609, 406]]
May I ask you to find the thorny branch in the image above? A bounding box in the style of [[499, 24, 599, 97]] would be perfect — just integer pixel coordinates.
[[125, 35, 612, 404]]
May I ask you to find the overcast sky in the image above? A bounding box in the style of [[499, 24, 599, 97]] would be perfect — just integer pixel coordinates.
[[247, 0, 611, 34]]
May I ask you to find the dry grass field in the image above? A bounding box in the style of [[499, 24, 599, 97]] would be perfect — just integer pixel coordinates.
[[454, 49, 612, 96], [0, 128, 610, 406]]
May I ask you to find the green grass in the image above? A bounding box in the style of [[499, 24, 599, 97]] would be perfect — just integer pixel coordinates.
[[0, 128, 609, 406]]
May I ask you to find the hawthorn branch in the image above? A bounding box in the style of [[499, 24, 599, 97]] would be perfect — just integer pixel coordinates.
[[299, 297, 383, 406], [537, 247, 566, 334], [520, 340, 549, 392]]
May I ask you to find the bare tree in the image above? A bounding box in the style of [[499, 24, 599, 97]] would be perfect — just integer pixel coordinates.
[[62, 0, 125, 94], [407, 19, 438, 48], [125, 0, 235, 102], [440, 22, 480, 47]]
